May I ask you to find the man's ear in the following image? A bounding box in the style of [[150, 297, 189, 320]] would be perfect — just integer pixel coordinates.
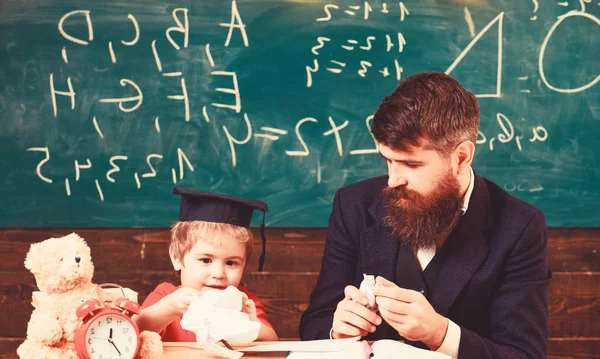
[[454, 140, 475, 173], [169, 249, 183, 271]]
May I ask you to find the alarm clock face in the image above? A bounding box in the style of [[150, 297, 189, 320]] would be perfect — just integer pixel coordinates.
[[84, 313, 138, 359]]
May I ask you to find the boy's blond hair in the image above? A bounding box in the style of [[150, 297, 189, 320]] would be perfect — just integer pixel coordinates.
[[169, 220, 253, 263]]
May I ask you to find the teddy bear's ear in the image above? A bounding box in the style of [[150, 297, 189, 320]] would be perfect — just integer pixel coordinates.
[[24, 241, 43, 273], [66, 232, 89, 251]]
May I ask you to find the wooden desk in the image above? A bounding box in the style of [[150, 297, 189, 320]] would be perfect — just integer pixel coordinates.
[[162, 342, 287, 359], [0, 342, 287, 359]]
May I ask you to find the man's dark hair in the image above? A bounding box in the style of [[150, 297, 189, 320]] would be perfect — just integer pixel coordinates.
[[371, 72, 480, 154]]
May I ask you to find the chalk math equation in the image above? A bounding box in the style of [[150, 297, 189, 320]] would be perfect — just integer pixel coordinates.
[[25, 1, 599, 201]]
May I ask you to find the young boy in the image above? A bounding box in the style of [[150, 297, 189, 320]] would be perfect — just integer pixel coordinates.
[[134, 186, 278, 342]]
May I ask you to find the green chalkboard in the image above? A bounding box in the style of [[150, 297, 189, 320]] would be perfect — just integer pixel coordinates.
[[0, 0, 598, 227]]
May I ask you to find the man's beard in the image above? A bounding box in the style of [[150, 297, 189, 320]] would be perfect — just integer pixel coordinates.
[[381, 171, 463, 251]]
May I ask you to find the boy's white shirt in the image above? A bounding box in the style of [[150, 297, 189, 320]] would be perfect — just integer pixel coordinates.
[[330, 167, 475, 359]]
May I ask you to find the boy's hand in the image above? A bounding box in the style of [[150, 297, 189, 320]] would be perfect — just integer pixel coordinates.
[[331, 285, 382, 339], [165, 287, 202, 316], [241, 293, 259, 322]]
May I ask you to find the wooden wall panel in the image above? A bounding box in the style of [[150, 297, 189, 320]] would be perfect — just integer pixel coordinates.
[[0, 228, 327, 273], [547, 339, 600, 359], [0, 339, 21, 359], [546, 228, 600, 272], [0, 228, 598, 358], [548, 273, 600, 338], [2, 228, 598, 273]]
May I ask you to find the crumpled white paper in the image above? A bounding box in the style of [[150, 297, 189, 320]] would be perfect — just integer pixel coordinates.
[[180, 286, 261, 359], [358, 273, 380, 310]]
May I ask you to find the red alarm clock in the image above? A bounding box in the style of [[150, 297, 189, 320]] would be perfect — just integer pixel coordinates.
[[74, 283, 141, 359]]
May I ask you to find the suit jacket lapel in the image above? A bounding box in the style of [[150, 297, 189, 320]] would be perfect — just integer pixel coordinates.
[[430, 174, 493, 316], [360, 195, 398, 281]]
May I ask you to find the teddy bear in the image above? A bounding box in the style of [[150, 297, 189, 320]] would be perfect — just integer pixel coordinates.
[[16, 233, 163, 359]]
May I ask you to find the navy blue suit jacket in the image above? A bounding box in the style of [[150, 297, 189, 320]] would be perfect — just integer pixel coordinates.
[[299, 174, 551, 359]]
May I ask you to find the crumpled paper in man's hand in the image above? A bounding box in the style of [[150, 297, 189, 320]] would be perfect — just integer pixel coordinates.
[[359, 274, 381, 311], [180, 286, 261, 359]]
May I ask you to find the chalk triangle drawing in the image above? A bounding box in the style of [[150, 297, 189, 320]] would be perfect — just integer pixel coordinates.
[[446, 12, 504, 98]]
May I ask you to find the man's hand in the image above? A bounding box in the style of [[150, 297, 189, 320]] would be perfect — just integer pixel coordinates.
[[241, 292, 259, 322], [165, 287, 202, 316], [373, 277, 448, 350], [331, 285, 382, 339]]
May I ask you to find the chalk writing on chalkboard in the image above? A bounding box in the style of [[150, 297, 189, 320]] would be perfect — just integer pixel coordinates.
[[8, 0, 597, 227]]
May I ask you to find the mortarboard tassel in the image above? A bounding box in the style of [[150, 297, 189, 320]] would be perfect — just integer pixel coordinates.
[[258, 211, 266, 272]]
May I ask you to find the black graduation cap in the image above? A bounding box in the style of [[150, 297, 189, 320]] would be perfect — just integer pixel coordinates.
[[173, 186, 268, 271]]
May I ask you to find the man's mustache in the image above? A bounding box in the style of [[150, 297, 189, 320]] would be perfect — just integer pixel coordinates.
[[381, 185, 423, 204]]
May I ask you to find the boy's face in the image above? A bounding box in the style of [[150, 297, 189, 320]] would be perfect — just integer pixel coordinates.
[[171, 237, 247, 292]]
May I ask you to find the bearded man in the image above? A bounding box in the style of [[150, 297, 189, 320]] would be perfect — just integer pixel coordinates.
[[299, 72, 551, 359]]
